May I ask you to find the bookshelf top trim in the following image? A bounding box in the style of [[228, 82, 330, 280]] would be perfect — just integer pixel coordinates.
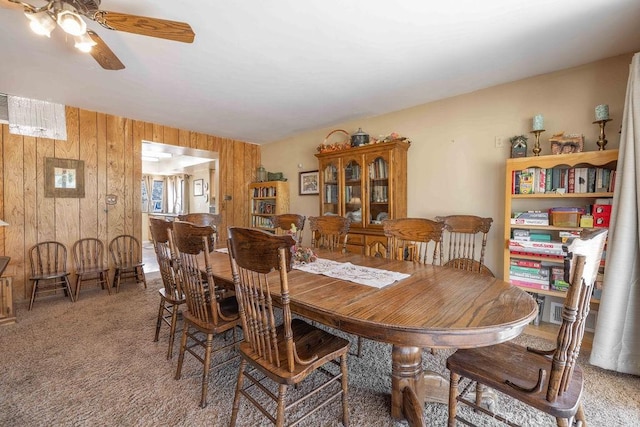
[[506, 150, 618, 171]]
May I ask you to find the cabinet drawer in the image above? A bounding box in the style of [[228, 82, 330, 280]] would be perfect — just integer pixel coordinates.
[[347, 234, 365, 245]]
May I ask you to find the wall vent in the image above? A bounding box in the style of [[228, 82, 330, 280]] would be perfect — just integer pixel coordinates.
[[550, 301, 597, 332], [0, 93, 8, 124]]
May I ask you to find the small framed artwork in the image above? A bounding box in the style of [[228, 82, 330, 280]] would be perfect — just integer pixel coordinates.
[[299, 170, 319, 195], [194, 179, 204, 196], [44, 157, 85, 198], [153, 200, 163, 212]]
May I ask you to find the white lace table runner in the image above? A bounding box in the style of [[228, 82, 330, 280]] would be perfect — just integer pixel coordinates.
[[293, 258, 410, 288]]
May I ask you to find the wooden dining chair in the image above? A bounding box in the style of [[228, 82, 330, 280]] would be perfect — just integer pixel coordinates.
[[308, 215, 350, 252], [227, 226, 350, 427], [171, 220, 241, 408], [28, 241, 74, 310], [383, 218, 445, 265], [272, 213, 306, 243], [177, 213, 221, 250], [436, 214, 494, 276], [149, 218, 185, 360], [446, 228, 607, 427], [72, 238, 110, 299], [109, 234, 147, 293]]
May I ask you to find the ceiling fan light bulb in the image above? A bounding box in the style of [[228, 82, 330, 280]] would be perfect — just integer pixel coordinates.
[[24, 11, 56, 37], [57, 10, 86, 36], [74, 34, 96, 53]]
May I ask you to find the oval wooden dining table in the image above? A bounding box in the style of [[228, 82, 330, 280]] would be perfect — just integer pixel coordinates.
[[206, 248, 538, 426]]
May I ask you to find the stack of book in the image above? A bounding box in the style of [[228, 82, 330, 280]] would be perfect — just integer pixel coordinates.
[[509, 259, 550, 290], [508, 239, 566, 258], [510, 211, 549, 226]]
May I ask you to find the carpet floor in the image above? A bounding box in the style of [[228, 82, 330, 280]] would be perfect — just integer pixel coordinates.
[[1, 273, 638, 426]]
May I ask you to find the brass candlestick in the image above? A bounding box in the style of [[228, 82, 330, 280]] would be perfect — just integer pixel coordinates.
[[593, 119, 612, 151], [530, 129, 545, 156]]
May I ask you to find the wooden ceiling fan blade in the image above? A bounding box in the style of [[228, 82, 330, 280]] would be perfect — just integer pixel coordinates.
[[87, 30, 125, 70], [94, 11, 195, 43]]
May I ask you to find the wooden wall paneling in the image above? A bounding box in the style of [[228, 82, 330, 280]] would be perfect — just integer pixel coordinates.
[[23, 135, 37, 300], [232, 141, 246, 227], [152, 123, 163, 143], [132, 121, 144, 243], [96, 113, 108, 247], [79, 109, 99, 239], [106, 115, 126, 247], [123, 119, 134, 235], [163, 126, 179, 146], [144, 122, 153, 142], [4, 129, 26, 298], [36, 137, 55, 243], [179, 129, 190, 147], [218, 137, 233, 242], [195, 133, 207, 151], [189, 132, 198, 149]]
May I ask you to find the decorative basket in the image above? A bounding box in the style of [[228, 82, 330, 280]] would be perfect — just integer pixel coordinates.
[[317, 129, 351, 153]]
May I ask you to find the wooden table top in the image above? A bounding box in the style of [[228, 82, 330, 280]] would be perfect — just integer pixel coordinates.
[[209, 249, 537, 349]]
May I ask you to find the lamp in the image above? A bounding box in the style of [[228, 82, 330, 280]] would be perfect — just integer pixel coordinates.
[[24, 10, 56, 37], [74, 33, 96, 53], [0, 220, 8, 226], [56, 9, 86, 36]]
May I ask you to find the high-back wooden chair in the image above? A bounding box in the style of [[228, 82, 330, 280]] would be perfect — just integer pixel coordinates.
[[308, 215, 350, 252], [28, 241, 74, 310], [446, 228, 607, 427], [149, 218, 185, 360], [272, 213, 306, 243], [383, 218, 445, 265], [436, 214, 494, 276], [109, 234, 147, 293], [171, 220, 241, 408], [177, 213, 221, 250], [227, 227, 350, 427], [72, 238, 110, 300]]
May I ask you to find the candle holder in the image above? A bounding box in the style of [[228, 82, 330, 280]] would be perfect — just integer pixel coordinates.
[[529, 129, 545, 156], [593, 119, 612, 151]]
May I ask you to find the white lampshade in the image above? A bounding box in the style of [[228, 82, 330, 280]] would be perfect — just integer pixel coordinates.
[[57, 10, 86, 36], [0, 219, 9, 227], [24, 11, 56, 37], [74, 33, 97, 53]]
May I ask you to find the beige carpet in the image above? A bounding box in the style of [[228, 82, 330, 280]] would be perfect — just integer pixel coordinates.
[[1, 274, 638, 426]]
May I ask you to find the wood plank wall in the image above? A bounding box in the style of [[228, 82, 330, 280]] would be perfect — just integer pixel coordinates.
[[0, 106, 260, 300]]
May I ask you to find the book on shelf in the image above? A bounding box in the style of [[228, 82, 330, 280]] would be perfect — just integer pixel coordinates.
[[511, 166, 616, 194], [510, 211, 549, 226], [509, 239, 566, 256], [510, 258, 542, 268], [509, 265, 550, 279], [510, 278, 550, 291], [509, 250, 565, 260], [512, 229, 552, 241]]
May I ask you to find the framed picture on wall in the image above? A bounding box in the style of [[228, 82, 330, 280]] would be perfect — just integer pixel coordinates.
[[299, 170, 319, 195], [194, 179, 204, 196], [44, 157, 85, 198]]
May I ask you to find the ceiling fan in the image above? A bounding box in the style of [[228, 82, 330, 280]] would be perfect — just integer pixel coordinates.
[[2, 0, 195, 70]]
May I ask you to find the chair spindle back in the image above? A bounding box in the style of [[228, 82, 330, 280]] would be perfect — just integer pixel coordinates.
[[308, 215, 350, 252], [383, 218, 444, 264]]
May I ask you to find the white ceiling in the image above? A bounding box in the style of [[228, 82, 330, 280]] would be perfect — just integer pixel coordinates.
[[1, 0, 639, 145]]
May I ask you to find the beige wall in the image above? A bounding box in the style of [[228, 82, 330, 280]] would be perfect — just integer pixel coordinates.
[[261, 53, 632, 276]]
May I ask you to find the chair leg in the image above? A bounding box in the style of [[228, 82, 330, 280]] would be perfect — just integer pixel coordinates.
[[357, 336, 363, 358], [575, 402, 586, 426], [275, 383, 288, 427], [167, 303, 179, 360], [341, 354, 350, 427], [230, 359, 247, 426], [200, 333, 214, 408], [113, 269, 121, 293], [154, 296, 166, 342], [175, 324, 189, 380], [475, 382, 486, 412], [64, 276, 75, 302], [75, 275, 82, 301], [102, 271, 111, 295], [448, 372, 460, 427], [29, 280, 38, 311]]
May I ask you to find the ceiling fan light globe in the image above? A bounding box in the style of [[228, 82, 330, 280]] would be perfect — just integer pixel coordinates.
[[57, 10, 86, 36], [74, 33, 96, 53], [24, 11, 56, 37]]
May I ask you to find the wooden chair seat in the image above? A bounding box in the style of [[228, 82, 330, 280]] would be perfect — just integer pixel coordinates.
[[109, 234, 147, 293], [28, 241, 74, 310], [240, 318, 350, 382], [73, 238, 110, 299], [447, 341, 584, 420], [181, 295, 239, 333], [30, 271, 70, 280]]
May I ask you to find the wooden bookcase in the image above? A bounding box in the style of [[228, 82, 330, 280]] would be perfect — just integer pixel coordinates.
[[249, 181, 290, 233], [504, 149, 618, 349], [316, 140, 410, 255]]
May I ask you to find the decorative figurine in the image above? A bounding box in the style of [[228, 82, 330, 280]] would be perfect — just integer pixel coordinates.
[[510, 135, 528, 158]]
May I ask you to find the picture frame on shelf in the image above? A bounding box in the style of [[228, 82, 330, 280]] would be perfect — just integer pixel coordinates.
[[299, 170, 319, 195], [44, 157, 85, 198], [194, 179, 204, 196]]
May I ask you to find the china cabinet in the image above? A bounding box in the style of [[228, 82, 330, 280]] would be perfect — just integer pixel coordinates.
[[316, 140, 409, 255]]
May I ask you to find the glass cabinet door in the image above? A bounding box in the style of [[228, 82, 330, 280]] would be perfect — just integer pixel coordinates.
[[343, 159, 363, 227], [368, 156, 389, 226], [321, 162, 339, 215]]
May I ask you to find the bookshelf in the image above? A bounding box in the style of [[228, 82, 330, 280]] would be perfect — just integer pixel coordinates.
[[249, 181, 290, 233], [316, 140, 409, 255], [504, 150, 618, 349]]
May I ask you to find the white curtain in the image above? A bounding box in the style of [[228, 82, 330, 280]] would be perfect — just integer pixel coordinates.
[[589, 53, 640, 375]]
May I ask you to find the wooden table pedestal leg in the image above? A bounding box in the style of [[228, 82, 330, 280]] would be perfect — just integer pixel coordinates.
[[391, 345, 426, 426]]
